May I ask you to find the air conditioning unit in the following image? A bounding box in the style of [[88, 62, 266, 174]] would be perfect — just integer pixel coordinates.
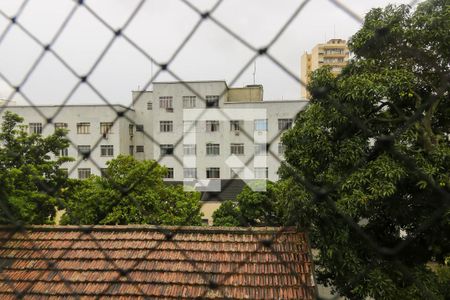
[[234, 130, 240, 136], [166, 107, 174, 112]]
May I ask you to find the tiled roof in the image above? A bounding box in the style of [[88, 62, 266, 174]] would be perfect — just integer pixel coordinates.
[[0, 225, 315, 299]]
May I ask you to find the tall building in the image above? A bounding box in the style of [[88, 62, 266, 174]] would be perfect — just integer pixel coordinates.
[[300, 39, 350, 99], [0, 81, 308, 223]]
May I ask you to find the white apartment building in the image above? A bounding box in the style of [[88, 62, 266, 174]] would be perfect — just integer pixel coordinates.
[[0, 81, 308, 220], [132, 81, 308, 183]]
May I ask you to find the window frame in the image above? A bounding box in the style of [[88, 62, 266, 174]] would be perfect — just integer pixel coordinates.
[[182, 96, 196, 108], [160, 121, 173, 132], [165, 168, 174, 179], [205, 95, 219, 108], [255, 143, 268, 156], [254, 119, 268, 131], [230, 143, 244, 155], [76, 122, 90, 134], [29, 123, 43, 135], [78, 168, 91, 180], [183, 168, 197, 179], [77, 145, 91, 157], [278, 118, 293, 131], [183, 144, 196, 156], [159, 96, 173, 109], [160, 144, 174, 156], [206, 143, 220, 156], [100, 145, 114, 157], [206, 167, 220, 179], [206, 120, 220, 132], [100, 122, 113, 134]]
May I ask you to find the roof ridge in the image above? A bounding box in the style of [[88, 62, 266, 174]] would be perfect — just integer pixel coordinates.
[[0, 225, 298, 234]]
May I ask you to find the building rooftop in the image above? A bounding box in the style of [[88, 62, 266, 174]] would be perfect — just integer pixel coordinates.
[[0, 225, 315, 299], [3, 104, 134, 110]]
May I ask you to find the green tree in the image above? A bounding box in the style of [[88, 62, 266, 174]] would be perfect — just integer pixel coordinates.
[[280, 0, 450, 298], [61, 155, 203, 225], [213, 181, 289, 226], [0, 111, 72, 224]]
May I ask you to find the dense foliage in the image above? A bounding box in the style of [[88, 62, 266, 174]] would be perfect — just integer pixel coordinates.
[[280, 0, 450, 298], [0, 111, 72, 224], [61, 155, 203, 225], [212, 181, 304, 226]]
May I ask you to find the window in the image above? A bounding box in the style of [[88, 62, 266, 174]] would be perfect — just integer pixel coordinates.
[[206, 95, 219, 108], [129, 145, 134, 155], [206, 120, 220, 132], [206, 143, 220, 156], [165, 168, 174, 179], [77, 122, 90, 134], [100, 122, 113, 134], [325, 48, 344, 55], [29, 123, 42, 134], [230, 120, 242, 131], [183, 168, 197, 179], [78, 145, 91, 157], [100, 145, 114, 157], [254, 119, 268, 131], [325, 57, 344, 63], [206, 167, 220, 178], [159, 96, 173, 109], [129, 124, 134, 135], [255, 143, 268, 156], [136, 145, 144, 153], [183, 144, 196, 156], [254, 167, 269, 179], [78, 168, 91, 180], [147, 102, 152, 110], [183, 96, 196, 108], [54, 123, 68, 131], [278, 118, 293, 131], [183, 121, 196, 133], [230, 143, 244, 155], [160, 121, 173, 132], [56, 148, 69, 157], [160, 144, 174, 156], [230, 167, 244, 179], [135, 124, 144, 132], [278, 143, 286, 155]]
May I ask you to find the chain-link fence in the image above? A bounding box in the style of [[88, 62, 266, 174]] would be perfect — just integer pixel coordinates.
[[0, 0, 448, 299]]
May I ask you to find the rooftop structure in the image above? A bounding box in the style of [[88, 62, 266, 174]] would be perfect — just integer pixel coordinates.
[[0, 225, 316, 299]]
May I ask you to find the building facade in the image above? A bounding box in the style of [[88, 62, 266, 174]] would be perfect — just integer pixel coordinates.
[[0, 81, 307, 221], [300, 38, 350, 99], [131, 81, 307, 183]]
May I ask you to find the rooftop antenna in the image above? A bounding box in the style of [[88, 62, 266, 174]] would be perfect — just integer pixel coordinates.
[[252, 60, 257, 85]]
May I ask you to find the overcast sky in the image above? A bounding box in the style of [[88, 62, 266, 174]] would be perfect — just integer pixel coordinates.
[[0, 0, 419, 106]]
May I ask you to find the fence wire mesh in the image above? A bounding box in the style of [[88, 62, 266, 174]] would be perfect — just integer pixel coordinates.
[[0, 0, 448, 299]]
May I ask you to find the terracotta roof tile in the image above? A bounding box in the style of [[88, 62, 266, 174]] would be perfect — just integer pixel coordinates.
[[0, 226, 315, 299]]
